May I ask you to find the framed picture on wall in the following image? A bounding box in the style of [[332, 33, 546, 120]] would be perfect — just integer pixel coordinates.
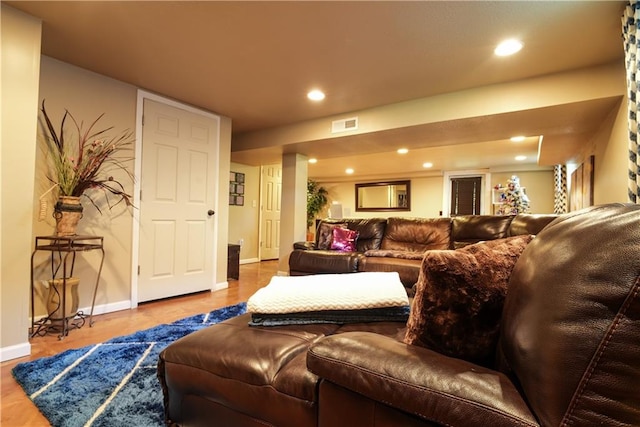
[[229, 172, 245, 206]]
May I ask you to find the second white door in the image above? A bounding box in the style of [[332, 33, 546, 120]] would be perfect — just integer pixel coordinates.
[[260, 164, 281, 260]]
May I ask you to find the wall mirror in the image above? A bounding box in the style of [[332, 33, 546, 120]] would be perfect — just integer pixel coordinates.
[[355, 180, 411, 212]]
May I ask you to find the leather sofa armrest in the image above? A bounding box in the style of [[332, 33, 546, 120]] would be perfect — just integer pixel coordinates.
[[293, 241, 317, 250], [307, 332, 538, 427]]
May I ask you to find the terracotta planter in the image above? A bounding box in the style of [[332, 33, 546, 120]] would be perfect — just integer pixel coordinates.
[[54, 196, 83, 236], [46, 277, 80, 322]]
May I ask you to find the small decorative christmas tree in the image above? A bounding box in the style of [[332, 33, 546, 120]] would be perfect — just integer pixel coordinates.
[[496, 175, 530, 215]]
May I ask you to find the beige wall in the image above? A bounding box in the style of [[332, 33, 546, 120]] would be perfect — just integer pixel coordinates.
[[1, 8, 232, 360], [228, 162, 261, 262], [318, 169, 554, 221], [592, 98, 629, 204], [321, 176, 444, 219], [1, 6, 42, 361], [216, 116, 233, 287], [33, 56, 138, 317], [491, 171, 555, 214]]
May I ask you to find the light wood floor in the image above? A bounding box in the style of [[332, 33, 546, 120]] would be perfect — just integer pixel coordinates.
[[0, 260, 279, 427]]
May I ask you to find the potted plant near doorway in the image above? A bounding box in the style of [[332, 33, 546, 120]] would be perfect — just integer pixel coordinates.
[[40, 100, 135, 236], [306, 179, 328, 241], [39, 100, 135, 321]]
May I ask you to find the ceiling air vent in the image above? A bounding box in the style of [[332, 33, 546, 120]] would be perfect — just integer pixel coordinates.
[[331, 117, 358, 133]]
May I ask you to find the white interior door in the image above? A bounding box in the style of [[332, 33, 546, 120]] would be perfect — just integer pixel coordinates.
[[138, 99, 219, 302], [260, 164, 281, 260]]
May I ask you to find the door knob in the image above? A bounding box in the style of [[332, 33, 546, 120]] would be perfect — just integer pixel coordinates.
[[207, 209, 215, 216]]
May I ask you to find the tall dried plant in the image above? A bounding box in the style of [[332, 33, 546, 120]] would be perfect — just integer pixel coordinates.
[[40, 100, 135, 213]]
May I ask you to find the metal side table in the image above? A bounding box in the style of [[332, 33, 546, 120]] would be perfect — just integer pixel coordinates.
[[30, 235, 104, 339]]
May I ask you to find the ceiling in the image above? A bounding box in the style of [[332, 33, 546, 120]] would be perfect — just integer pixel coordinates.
[[5, 1, 627, 181]]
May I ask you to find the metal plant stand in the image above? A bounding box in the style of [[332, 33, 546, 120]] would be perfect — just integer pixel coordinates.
[[30, 235, 104, 339]]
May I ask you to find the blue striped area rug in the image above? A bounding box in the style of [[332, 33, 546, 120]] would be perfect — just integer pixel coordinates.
[[12, 303, 247, 427]]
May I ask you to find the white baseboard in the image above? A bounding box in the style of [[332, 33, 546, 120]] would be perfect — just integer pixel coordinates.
[[213, 281, 229, 292], [0, 342, 31, 363], [84, 300, 132, 316], [240, 258, 259, 265], [1, 299, 132, 363]]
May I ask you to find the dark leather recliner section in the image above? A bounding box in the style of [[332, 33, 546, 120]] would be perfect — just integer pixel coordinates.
[[159, 314, 405, 427], [159, 204, 640, 427]]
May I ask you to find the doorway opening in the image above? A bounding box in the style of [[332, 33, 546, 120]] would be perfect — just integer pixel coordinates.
[[442, 171, 491, 216]]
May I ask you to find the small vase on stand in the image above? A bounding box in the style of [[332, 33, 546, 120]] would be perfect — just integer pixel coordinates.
[[54, 196, 83, 236], [46, 277, 80, 325]]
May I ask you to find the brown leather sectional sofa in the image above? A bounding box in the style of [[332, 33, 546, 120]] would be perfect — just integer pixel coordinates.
[[158, 204, 640, 426], [289, 214, 557, 290]]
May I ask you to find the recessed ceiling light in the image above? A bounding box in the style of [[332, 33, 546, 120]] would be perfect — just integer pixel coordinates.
[[510, 136, 526, 142], [422, 162, 433, 168], [397, 148, 409, 154], [308, 158, 318, 164], [345, 168, 354, 174], [515, 155, 527, 161], [494, 39, 523, 56], [307, 89, 325, 101]]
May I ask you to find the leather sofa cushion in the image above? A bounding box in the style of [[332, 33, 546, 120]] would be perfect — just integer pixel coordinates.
[[451, 215, 513, 248], [289, 250, 362, 274], [507, 213, 557, 236], [380, 217, 451, 252], [358, 256, 422, 288], [159, 314, 337, 427], [308, 332, 538, 427], [500, 203, 640, 426], [162, 314, 335, 398], [340, 218, 387, 252]]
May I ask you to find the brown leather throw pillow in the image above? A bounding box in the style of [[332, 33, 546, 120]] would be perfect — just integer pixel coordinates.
[[404, 234, 533, 365]]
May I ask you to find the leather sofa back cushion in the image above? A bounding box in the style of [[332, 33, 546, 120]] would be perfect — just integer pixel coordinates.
[[342, 218, 387, 252], [451, 215, 514, 249], [380, 217, 451, 252], [404, 234, 533, 365], [500, 204, 640, 426], [507, 213, 557, 236]]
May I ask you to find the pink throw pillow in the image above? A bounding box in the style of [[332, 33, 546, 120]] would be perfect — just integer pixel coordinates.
[[316, 222, 347, 250], [330, 227, 358, 252]]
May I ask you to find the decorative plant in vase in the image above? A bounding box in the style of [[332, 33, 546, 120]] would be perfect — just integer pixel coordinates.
[[40, 100, 135, 236], [306, 179, 328, 240]]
